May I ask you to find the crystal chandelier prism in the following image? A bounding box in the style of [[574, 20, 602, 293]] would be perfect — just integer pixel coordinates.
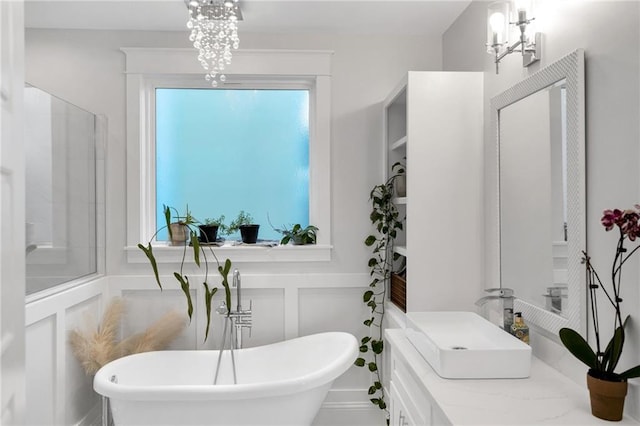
[[187, 0, 240, 87]]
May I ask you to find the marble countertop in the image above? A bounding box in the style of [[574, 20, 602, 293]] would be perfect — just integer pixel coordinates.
[[386, 329, 639, 425]]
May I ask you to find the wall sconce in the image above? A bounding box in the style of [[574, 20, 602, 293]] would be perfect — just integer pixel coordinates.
[[486, 0, 541, 74]]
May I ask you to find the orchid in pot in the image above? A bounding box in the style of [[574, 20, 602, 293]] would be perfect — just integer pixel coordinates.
[[559, 206, 640, 421]]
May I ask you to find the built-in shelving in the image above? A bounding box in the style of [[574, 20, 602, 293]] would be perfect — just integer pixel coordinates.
[[392, 197, 407, 205], [382, 71, 483, 314], [390, 136, 407, 151], [384, 79, 408, 312], [394, 245, 407, 257]]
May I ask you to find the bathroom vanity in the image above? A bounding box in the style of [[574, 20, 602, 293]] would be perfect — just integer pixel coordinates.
[[386, 328, 637, 426]]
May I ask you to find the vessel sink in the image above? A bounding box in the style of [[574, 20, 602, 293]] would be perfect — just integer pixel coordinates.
[[405, 311, 531, 379]]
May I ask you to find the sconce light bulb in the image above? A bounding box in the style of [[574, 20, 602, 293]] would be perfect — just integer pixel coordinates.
[[489, 12, 506, 33]]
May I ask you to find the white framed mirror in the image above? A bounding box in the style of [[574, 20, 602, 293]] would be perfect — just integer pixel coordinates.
[[491, 49, 586, 336]]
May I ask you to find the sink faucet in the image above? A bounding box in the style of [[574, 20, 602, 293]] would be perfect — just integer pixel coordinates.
[[475, 288, 514, 332]]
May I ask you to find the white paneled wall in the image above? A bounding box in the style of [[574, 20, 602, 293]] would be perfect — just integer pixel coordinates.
[[25, 278, 105, 426], [25, 273, 383, 425], [107, 273, 374, 399]]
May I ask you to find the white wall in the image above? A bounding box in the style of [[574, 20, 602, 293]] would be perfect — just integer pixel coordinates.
[[444, 0, 640, 420], [25, 278, 106, 426], [1, 1, 27, 423], [25, 28, 443, 422]]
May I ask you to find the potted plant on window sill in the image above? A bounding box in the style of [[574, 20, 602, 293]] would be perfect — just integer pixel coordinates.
[[274, 223, 319, 245], [559, 206, 640, 421], [137, 204, 232, 341], [165, 205, 196, 246], [228, 210, 259, 244], [199, 215, 228, 244]]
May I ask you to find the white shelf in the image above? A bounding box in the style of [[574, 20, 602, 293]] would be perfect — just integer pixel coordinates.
[[390, 135, 407, 151], [393, 197, 407, 205], [394, 245, 407, 257]]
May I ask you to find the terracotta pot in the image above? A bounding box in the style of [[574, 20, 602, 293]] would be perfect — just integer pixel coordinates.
[[587, 371, 628, 421], [169, 223, 189, 246]]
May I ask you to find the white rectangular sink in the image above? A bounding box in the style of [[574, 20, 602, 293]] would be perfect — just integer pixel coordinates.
[[405, 311, 531, 379]]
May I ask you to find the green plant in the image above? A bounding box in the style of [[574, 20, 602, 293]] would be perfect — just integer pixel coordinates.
[[137, 204, 232, 341], [203, 215, 229, 235], [166, 205, 197, 227], [559, 206, 640, 381], [275, 223, 319, 245], [227, 210, 255, 234], [355, 167, 404, 423]]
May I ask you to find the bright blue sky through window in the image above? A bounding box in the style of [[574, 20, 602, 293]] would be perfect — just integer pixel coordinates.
[[156, 88, 309, 242]]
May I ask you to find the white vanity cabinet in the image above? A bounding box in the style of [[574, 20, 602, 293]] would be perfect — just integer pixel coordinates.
[[388, 356, 430, 426], [383, 72, 484, 313], [388, 331, 450, 426], [385, 329, 639, 425]]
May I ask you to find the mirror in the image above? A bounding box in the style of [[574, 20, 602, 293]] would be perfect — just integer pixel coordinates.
[[492, 49, 586, 335], [24, 84, 100, 295]]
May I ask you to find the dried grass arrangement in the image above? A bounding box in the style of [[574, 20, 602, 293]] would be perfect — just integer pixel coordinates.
[[69, 297, 187, 375]]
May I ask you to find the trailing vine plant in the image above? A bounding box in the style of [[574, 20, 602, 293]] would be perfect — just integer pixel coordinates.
[[355, 162, 405, 423], [137, 205, 232, 342]]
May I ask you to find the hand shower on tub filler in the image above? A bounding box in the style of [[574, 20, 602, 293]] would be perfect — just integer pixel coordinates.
[[217, 269, 253, 349]]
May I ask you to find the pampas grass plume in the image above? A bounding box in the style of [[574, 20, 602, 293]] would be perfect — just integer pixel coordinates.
[[69, 298, 124, 375], [115, 310, 187, 356], [68, 298, 187, 376]]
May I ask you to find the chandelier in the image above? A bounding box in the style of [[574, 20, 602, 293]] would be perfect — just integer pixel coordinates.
[[187, 0, 241, 87]]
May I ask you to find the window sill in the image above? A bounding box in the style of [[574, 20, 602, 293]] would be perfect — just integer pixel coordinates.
[[126, 242, 332, 264]]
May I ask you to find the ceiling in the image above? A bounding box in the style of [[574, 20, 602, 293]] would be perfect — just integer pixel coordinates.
[[25, 0, 473, 36]]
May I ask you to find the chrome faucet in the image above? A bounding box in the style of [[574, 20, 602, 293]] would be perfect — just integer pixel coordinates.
[[543, 285, 567, 314], [475, 288, 515, 332], [224, 269, 251, 349], [233, 269, 242, 312]]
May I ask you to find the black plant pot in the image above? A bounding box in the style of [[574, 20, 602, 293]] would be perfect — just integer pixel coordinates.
[[199, 225, 219, 244], [239, 224, 260, 244]]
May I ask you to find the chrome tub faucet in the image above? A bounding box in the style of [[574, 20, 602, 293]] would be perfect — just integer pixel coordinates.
[[216, 269, 252, 349]]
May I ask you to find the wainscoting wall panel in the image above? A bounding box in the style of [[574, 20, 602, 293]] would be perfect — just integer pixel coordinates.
[[107, 273, 375, 411], [25, 276, 106, 426], [25, 315, 56, 426], [25, 273, 381, 425], [64, 296, 103, 424]]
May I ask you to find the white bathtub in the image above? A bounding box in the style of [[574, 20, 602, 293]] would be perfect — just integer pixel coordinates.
[[94, 332, 358, 426]]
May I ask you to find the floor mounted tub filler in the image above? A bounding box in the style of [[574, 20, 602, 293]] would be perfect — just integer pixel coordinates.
[[94, 332, 358, 426]]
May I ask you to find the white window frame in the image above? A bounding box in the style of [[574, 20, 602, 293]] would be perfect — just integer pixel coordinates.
[[123, 48, 332, 263]]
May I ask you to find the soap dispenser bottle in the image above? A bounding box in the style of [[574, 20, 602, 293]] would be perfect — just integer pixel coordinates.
[[511, 312, 529, 344]]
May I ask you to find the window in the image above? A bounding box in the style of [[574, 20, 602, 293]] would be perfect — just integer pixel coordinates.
[[155, 88, 310, 241], [124, 48, 332, 262]]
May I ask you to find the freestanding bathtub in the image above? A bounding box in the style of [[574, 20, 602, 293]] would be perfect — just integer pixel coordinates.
[[94, 332, 358, 426]]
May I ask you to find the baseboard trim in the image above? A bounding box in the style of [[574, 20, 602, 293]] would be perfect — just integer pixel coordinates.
[[322, 388, 373, 410], [75, 402, 101, 426], [78, 389, 375, 424]]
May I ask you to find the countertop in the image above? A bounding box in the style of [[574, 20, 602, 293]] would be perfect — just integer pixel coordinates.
[[386, 328, 639, 425]]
